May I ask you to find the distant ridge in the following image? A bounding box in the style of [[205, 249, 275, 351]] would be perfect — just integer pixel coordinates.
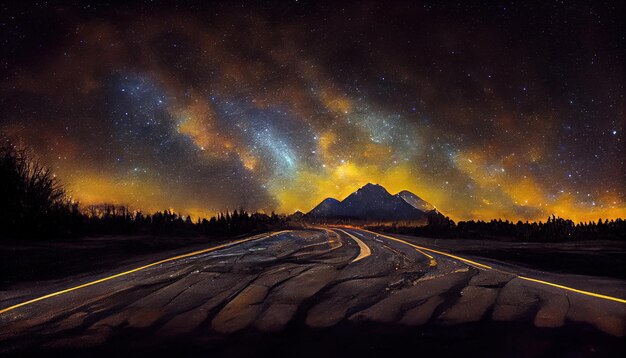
[[307, 197, 342, 217], [396, 190, 435, 212], [306, 183, 441, 222]]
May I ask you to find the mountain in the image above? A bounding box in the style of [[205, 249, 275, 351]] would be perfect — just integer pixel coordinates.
[[306, 183, 439, 222], [396, 190, 435, 212], [307, 197, 342, 217]]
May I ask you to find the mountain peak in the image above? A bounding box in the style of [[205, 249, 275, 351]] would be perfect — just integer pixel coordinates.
[[306, 197, 342, 217], [306, 183, 439, 222], [356, 183, 389, 194]]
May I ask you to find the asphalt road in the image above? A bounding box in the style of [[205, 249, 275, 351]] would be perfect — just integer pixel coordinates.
[[1, 227, 625, 356]]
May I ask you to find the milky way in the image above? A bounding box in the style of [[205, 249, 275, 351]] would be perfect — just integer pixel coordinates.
[[0, 1, 624, 221]]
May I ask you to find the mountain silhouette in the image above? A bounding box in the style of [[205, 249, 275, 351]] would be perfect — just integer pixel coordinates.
[[396, 190, 435, 212], [307, 197, 342, 217], [306, 183, 439, 221]]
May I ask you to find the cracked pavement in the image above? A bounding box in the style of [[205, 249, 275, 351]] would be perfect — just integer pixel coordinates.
[[1, 228, 624, 356]]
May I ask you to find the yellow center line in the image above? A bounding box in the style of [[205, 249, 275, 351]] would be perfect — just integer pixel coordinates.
[[338, 226, 437, 267], [359, 228, 490, 269], [0, 230, 290, 316], [314, 227, 344, 251], [360, 229, 626, 304], [357, 229, 438, 267], [381, 244, 405, 256], [334, 229, 372, 263], [518, 276, 626, 303]]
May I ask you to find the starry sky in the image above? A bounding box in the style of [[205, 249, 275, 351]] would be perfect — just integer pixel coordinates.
[[0, 1, 624, 222]]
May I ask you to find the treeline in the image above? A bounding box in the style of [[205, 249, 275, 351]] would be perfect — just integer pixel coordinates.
[[77, 205, 285, 237], [367, 215, 626, 241], [0, 144, 285, 240]]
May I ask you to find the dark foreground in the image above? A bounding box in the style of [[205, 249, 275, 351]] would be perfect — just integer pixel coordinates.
[[6, 322, 624, 358], [1, 228, 625, 357]]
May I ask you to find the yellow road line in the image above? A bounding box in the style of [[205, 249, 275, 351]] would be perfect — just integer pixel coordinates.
[[0, 231, 289, 316], [381, 244, 405, 257], [359, 228, 489, 269], [334, 229, 372, 263], [314, 227, 344, 251], [340, 227, 437, 267], [361, 229, 626, 304], [518, 276, 626, 304]]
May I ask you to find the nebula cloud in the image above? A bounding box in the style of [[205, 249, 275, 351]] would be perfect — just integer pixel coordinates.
[[1, 2, 623, 221]]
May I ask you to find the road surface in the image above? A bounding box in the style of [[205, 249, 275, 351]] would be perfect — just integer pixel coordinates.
[[1, 227, 625, 356]]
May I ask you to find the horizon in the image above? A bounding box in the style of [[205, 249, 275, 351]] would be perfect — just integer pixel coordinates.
[[64, 181, 624, 225]]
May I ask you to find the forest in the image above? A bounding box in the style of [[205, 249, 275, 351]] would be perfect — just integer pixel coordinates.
[[367, 214, 626, 241], [0, 145, 285, 239]]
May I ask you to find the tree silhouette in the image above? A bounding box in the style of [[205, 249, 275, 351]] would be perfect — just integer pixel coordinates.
[[368, 215, 626, 241], [0, 145, 76, 238], [0, 144, 287, 240]]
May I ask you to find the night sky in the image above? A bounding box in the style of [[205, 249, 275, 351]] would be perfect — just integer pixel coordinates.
[[1, 1, 624, 222]]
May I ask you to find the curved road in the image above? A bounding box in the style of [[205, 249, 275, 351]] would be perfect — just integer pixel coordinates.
[[1, 227, 624, 355]]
